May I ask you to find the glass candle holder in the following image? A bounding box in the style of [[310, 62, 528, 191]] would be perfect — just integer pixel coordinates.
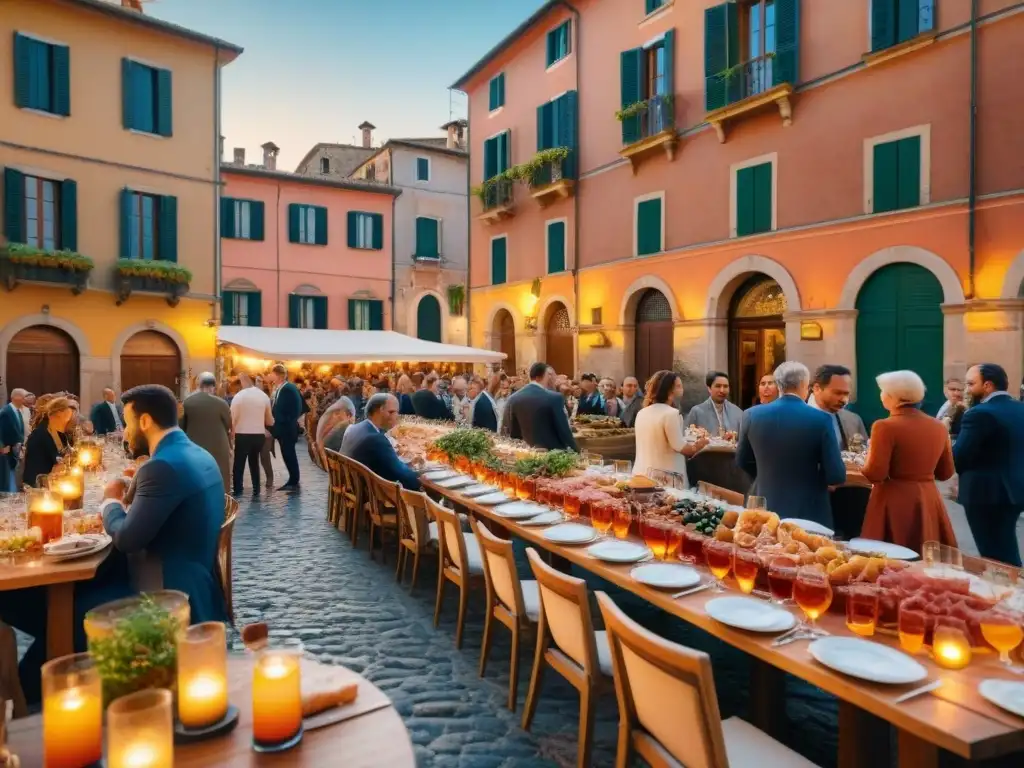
[[48, 470, 84, 512], [107, 688, 174, 768], [26, 488, 65, 545], [933, 624, 973, 670], [177, 622, 228, 729], [75, 438, 103, 471], [42, 653, 103, 768], [252, 645, 303, 752]]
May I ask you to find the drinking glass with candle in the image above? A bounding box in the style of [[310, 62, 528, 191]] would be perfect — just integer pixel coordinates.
[[611, 503, 632, 540], [845, 585, 879, 637], [793, 566, 832, 639], [640, 515, 670, 560], [767, 556, 797, 604], [980, 607, 1024, 669], [517, 475, 536, 501], [42, 653, 102, 768], [733, 548, 760, 594], [107, 689, 174, 768], [562, 492, 581, 520], [666, 524, 684, 561], [500, 472, 517, 497], [590, 500, 614, 536], [933, 620, 972, 670], [47, 471, 83, 512], [587, 454, 604, 468], [177, 622, 229, 730], [535, 481, 551, 507], [702, 540, 733, 592], [252, 641, 304, 752], [547, 488, 565, 512], [898, 605, 928, 655], [26, 488, 65, 546], [613, 459, 632, 477]]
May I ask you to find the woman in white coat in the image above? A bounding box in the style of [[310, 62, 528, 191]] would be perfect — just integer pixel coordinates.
[[632, 370, 708, 485]]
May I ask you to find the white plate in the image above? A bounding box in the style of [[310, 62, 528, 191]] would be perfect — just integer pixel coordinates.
[[631, 563, 701, 590], [460, 484, 498, 497], [43, 534, 112, 562], [519, 511, 564, 527], [979, 679, 1024, 719], [705, 597, 796, 633], [848, 538, 918, 560], [587, 540, 650, 564], [474, 492, 513, 505], [543, 524, 599, 545], [781, 518, 835, 537], [424, 470, 458, 481], [435, 476, 476, 490], [808, 637, 927, 685], [492, 502, 544, 520]]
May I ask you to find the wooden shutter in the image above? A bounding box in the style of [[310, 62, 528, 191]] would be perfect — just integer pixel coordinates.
[[620, 48, 643, 145], [896, 136, 921, 210], [156, 68, 173, 136], [417, 158, 429, 181], [736, 167, 755, 236], [663, 29, 675, 101], [288, 204, 301, 243], [897, 0, 921, 43], [369, 300, 384, 330], [498, 73, 505, 107], [636, 199, 662, 255], [52, 44, 70, 116], [371, 213, 384, 249], [121, 58, 134, 129], [870, 0, 897, 51], [60, 179, 77, 250], [13, 34, 32, 109], [346, 211, 358, 247], [557, 91, 577, 178], [546, 28, 557, 67], [221, 291, 237, 325], [416, 217, 438, 258], [704, 3, 740, 111], [752, 163, 773, 234], [773, 0, 800, 86], [158, 195, 178, 262], [416, 296, 442, 342], [220, 197, 235, 238], [314, 206, 328, 245], [288, 295, 301, 328], [489, 77, 498, 111], [119, 188, 132, 259], [3, 168, 25, 244], [247, 293, 262, 326], [872, 141, 899, 213], [491, 238, 507, 285], [498, 131, 510, 173], [547, 221, 566, 274], [536, 103, 548, 152], [645, 0, 661, 13], [313, 296, 328, 329], [347, 299, 357, 330], [250, 201, 265, 241], [483, 136, 498, 180]]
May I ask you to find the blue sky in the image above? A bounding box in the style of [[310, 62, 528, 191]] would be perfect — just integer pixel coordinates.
[[147, 0, 544, 170]]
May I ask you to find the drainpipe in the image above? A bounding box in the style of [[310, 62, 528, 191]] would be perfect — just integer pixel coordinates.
[[212, 45, 222, 323], [966, 0, 978, 300], [463, 94, 472, 350], [391, 189, 396, 331], [556, 0, 581, 375]]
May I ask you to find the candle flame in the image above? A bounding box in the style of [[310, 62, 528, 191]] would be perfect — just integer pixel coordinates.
[[123, 744, 158, 767], [187, 674, 223, 699], [938, 643, 963, 662], [261, 657, 290, 679], [60, 688, 86, 711]]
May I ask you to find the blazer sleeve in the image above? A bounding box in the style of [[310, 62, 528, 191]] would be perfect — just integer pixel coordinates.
[[102, 459, 181, 553], [860, 420, 893, 484], [821, 415, 848, 486], [507, 401, 522, 440], [552, 394, 578, 452], [472, 398, 498, 432], [375, 434, 421, 491], [952, 407, 987, 474], [735, 414, 757, 479]]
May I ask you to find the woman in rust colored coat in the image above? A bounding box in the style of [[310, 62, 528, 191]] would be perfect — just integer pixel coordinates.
[[860, 370, 957, 552]]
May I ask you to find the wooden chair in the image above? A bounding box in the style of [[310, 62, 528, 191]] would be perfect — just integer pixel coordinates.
[[0, 621, 27, 718], [217, 508, 238, 625], [323, 449, 345, 528], [364, 468, 401, 563], [703, 482, 745, 507], [338, 454, 366, 544], [430, 498, 484, 649], [470, 517, 539, 711], [596, 592, 818, 768], [396, 488, 438, 591], [522, 548, 613, 768], [223, 494, 239, 523]]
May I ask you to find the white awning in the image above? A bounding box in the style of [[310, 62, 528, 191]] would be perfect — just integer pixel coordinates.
[[217, 327, 506, 364]]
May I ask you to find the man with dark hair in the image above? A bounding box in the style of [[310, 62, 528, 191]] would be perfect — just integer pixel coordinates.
[[341, 393, 420, 490], [685, 371, 743, 435], [89, 387, 124, 436], [505, 361, 577, 450], [471, 372, 501, 432], [411, 372, 453, 421], [269, 364, 302, 490], [954, 363, 1024, 566], [576, 372, 603, 416]]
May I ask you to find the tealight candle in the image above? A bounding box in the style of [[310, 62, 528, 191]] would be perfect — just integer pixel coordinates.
[[933, 625, 972, 670], [107, 689, 173, 768], [177, 622, 228, 729], [42, 653, 103, 768], [252, 648, 303, 751], [26, 488, 65, 545], [48, 471, 84, 511]]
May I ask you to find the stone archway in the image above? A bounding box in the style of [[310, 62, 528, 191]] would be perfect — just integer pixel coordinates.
[[491, 309, 517, 374], [415, 294, 443, 343], [407, 290, 448, 343], [543, 301, 574, 378], [838, 245, 964, 308], [120, 331, 183, 396], [0, 314, 91, 401], [111, 321, 189, 397], [5, 326, 80, 399], [999, 247, 1024, 299]]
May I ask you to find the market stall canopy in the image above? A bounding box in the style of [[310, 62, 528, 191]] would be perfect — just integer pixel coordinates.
[[217, 327, 506, 364]]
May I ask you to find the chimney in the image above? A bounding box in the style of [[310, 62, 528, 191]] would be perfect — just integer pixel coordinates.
[[442, 119, 467, 150], [261, 141, 280, 171], [120, 0, 144, 11], [233, 147, 245, 165], [358, 121, 376, 149]]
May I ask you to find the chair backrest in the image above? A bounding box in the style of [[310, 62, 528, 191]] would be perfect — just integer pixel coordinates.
[[470, 517, 527, 619], [366, 467, 400, 517], [596, 591, 728, 768], [324, 448, 344, 489], [217, 510, 238, 624], [525, 547, 600, 677], [398, 488, 432, 547], [223, 494, 239, 524], [339, 453, 365, 502], [704, 482, 743, 507], [428, 497, 467, 574]]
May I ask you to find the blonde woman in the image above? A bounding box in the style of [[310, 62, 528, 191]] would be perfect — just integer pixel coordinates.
[[22, 396, 75, 487], [632, 371, 708, 483]]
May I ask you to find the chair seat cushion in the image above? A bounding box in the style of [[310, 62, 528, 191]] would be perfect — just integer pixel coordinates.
[[428, 521, 438, 541], [594, 630, 613, 677], [520, 580, 541, 622], [722, 717, 819, 768], [461, 534, 485, 575]]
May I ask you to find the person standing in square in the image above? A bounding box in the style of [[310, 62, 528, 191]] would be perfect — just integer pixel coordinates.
[[268, 364, 302, 490]]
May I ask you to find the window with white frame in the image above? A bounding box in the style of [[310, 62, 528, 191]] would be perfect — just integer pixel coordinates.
[[232, 200, 251, 239], [353, 213, 374, 249], [351, 300, 371, 330], [298, 206, 317, 244], [298, 297, 316, 329]]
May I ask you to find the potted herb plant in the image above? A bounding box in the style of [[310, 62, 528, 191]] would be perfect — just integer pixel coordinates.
[[0, 243, 94, 294], [114, 260, 192, 306]]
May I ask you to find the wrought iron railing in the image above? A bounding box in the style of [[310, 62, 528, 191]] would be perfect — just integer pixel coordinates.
[[482, 178, 514, 210], [729, 55, 775, 101], [638, 93, 675, 139]]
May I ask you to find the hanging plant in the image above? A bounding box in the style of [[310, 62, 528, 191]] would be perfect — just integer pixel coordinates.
[[447, 284, 466, 316], [615, 100, 649, 122]]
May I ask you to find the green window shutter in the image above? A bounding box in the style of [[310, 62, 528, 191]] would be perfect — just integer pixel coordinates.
[[536, 104, 546, 152], [752, 162, 773, 234], [547, 221, 566, 274], [59, 179, 77, 251], [489, 77, 498, 111], [620, 48, 643, 145], [546, 28, 556, 67], [288, 204, 301, 243], [704, 3, 740, 111], [121, 58, 134, 129], [416, 217, 438, 258], [347, 299, 357, 329], [158, 195, 177, 262], [369, 300, 384, 331], [736, 166, 756, 236], [346, 211, 357, 247], [645, 0, 661, 13], [498, 73, 505, 107], [52, 44, 70, 116], [483, 136, 497, 180], [416, 296, 442, 342], [119, 188, 132, 259], [220, 196, 235, 238], [313, 296, 328, 329], [221, 291, 237, 325], [13, 34, 33, 109], [897, 0, 921, 43], [288, 295, 301, 328], [156, 68, 173, 137], [663, 29, 675, 100], [773, 0, 800, 87], [371, 213, 383, 249], [498, 132, 510, 173], [896, 135, 921, 210], [248, 293, 262, 326], [416, 157, 429, 181], [3, 168, 25, 244], [636, 198, 662, 256], [872, 140, 899, 213], [314, 205, 328, 245], [491, 238, 507, 285], [870, 0, 897, 51], [251, 201, 265, 241], [556, 91, 577, 179]]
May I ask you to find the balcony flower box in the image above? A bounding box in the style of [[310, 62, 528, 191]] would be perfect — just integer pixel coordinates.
[[0, 243, 94, 294], [114, 259, 192, 307]]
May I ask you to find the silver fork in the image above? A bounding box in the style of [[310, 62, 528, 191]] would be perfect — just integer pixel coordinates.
[[672, 582, 711, 599]]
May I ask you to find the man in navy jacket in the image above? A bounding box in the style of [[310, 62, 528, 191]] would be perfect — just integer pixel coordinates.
[[269, 363, 303, 490], [954, 363, 1024, 566], [341, 393, 420, 490]]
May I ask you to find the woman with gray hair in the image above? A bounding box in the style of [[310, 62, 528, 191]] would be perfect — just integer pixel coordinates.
[[318, 396, 356, 454], [860, 370, 957, 552]]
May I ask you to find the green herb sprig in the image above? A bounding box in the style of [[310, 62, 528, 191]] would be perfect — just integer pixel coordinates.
[[512, 449, 579, 478], [430, 428, 494, 461]]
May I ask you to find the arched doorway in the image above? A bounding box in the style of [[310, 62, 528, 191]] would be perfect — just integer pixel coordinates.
[[120, 331, 181, 395], [493, 309, 516, 374], [416, 295, 442, 343], [544, 302, 574, 378], [729, 275, 788, 408], [5, 326, 79, 396], [855, 263, 944, 426], [634, 289, 674, 387]]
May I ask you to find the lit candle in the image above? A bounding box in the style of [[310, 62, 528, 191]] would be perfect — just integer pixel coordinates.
[[42, 654, 103, 768], [107, 689, 174, 768], [252, 650, 302, 748], [27, 488, 65, 545], [177, 622, 228, 729], [77, 449, 94, 467], [933, 625, 972, 670]]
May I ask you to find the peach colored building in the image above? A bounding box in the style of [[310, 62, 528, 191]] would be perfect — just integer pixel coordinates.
[[455, 0, 1024, 424], [220, 153, 399, 332]]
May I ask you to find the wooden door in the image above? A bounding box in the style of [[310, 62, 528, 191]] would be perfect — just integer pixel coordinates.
[[497, 311, 516, 374], [634, 289, 674, 386], [545, 305, 574, 379], [120, 332, 181, 396], [416, 295, 442, 343], [855, 263, 944, 426], [5, 326, 79, 397]]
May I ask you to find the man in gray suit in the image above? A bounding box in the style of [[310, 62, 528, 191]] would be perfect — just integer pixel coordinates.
[[181, 373, 232, 492], [684, 371, 744, 435]]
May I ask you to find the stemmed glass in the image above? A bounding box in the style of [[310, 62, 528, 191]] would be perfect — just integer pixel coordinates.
[[702, 540, 733, 592], [767, 556, 797, 605], [980, 607, 1024, 672], [790, 566, 832, 641], [747, 495, 767, 512]]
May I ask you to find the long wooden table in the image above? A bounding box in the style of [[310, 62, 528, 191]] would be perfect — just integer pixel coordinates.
[[424, 477, 1024, 767]]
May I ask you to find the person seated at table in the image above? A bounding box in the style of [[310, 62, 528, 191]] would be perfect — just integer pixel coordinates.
[[320, 396, 356, 453], [21, 396, 75, 487], [411, 373, 453, 422], [633, 371, 708, 484], [341, 394, 420, 490], [396, 374, 417, 416]]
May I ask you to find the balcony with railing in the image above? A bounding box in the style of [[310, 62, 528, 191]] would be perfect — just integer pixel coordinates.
[[705, 54, 793, 143], [618, 93, 678, 173], [476, 178, 515, 225], [529, 152, 575, 208]]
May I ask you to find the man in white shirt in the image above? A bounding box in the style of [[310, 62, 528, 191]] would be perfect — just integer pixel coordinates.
[[450, 376, 471, 426], [230, 373, 274, 495]]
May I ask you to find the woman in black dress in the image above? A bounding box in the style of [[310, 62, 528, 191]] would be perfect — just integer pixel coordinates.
[[21, 396, 75, 487]]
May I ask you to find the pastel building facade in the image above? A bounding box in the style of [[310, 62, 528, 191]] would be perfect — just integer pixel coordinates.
[[455, 0, 1024, 424]]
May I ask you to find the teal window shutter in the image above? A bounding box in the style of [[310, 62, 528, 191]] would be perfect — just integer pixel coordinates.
[[119, 188, 132, 259], [556, 91, 577, 178], [288, 203, 301, 243], [499, 131, 511, 172], [497, 73, 505, 107], [371, 213, 383, 250], [156, 68, 173, 137], [60, 179, 77, 251], [919, 0, 935, 33], [416, 158, 429, 181], [288, 295, 301, 328], [491, 237, 507, 285], [870, 0, 896, 51], [645, 0, 662, 13], [13, 34, 32, 109], [752, 163, 773, 234], [313, 296, 328, 329], [3, 168, 25, 244], [872, 141, 899, 213], [897, 136, 922, 210], [52, 44, 70, 116], [546, 28, 556, 67], [772, 0, 800, 87], [736, 167, 755, 236], [483, 136, 498, 180], [158, 195, 178, 261], [220, 196, 235, 238], [663, 29, 675, 102], [248, 293, 262, 326], [121, 58, 134, 129], [221, 291, 237, 325], [898, 0, 920, 43], [547, 221, 566, 274], [416, 217, 438, 258], [636, 198, 662, 256], [704, 3, 740, 111], [369, 300, 384, 330], [489, 77, 498, 111], [251, 201, 265, 241], [536, 101, 555, 152], [346, 211, 358, 247], [620, 49, 643, 146], [347, 299, 356, 329], [314, 206, 328, 245]]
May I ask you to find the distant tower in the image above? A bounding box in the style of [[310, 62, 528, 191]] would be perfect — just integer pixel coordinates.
[[358, 121, 376, 149]]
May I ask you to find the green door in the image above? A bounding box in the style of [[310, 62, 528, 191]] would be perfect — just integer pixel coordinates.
[[416, 295, 442, 343], [854, 263, 944, 427]]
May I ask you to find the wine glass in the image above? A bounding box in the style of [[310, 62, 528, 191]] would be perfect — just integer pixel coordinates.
[[747, 495, 767, 512], [767, 556, 798, 605], [980, 607, 1024, 670], [613, 459, 632, 478], [702, 539, 733, 592], [732, 548, 760, 594], [792, 566, 832, 641]]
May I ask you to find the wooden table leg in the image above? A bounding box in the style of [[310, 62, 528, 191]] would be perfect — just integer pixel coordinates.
[[897, 729, 940, 768], [46, 582, 75, 660], [749, 659, 786, 739], [838, 701, 890, 768]]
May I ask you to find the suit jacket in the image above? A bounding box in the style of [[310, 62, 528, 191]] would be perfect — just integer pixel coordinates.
[[685, 398, 744, 435], [271, 381, 303, 438], [576, 392, 604, 417], [341, 419, 421, 490], [953, 394, 1024, 508], [471, 394, 498, 432], [101, 429, 227, 624], [89, 401, 123, 436], [621, 396, 643, 428], [181, 392, 232, 487], [814, 405, 868, 450], [736, 395, 847, 525], [399, 393, 416, 416], [22, 425, 65, 487], [507, 383, 578, 451], [411, 389, 452, 421], [0, 403, 24, 469]]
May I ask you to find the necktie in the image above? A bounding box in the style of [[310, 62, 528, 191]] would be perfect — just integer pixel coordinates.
[[834, 412, 849, 451]]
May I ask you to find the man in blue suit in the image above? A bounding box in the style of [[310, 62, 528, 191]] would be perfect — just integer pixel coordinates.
[[341, 393, 420, 490], [89, 387, 124, 436], [0, 389, 26, 491], [954, 363, 1024, 566], [269, 363, 302, 490], [736, 361, 847, 526]]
